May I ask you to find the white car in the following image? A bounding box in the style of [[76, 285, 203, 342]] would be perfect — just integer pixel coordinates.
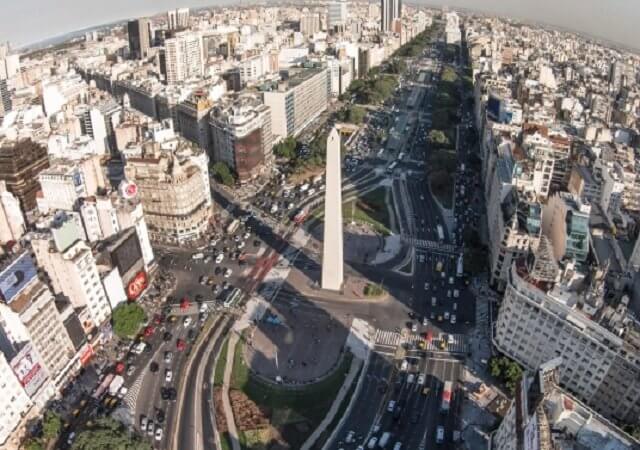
[[165, 369, 173, 383], [368, 437, 378, 449], [453, 289, 459, 298], [450, 314, 457, 324], [411, 323, 418, 333], [447, 290, 452, 298], [417, 374, 425, 385], [424, 282, 430, 290], [407, 373, 415, 384], [215, 254, 224, 264], [224, 268, 232, 278], [387, 400, 396, 412], [67, 432, 76, 445], [237, 241, 245, 249], [183, 317, 192, 327], [444, 311, 450, 320], [345, 431, 355, 443], [453, 302, 457, 311], [400, 359, 408, 371], [155, 427, 163, 441]]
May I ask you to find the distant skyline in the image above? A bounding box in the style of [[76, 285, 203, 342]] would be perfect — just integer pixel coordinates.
[[0, 0, 638, 51]]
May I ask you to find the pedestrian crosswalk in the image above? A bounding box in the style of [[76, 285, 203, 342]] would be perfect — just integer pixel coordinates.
[[122, 371, 144, 410], [401, 236, 459, 254], [375, 329, 402, 347], [373, 328, 468, 354]]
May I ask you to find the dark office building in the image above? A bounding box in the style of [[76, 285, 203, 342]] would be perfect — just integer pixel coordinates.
[[0, 139, 49, 212], [127, 18, 152, 59]]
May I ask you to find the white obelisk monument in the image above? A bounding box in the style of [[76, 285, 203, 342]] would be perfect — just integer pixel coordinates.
[[321, 127, 344, 291]]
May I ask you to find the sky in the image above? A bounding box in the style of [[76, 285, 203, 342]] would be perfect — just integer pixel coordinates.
[[0, 0, 638, 50]]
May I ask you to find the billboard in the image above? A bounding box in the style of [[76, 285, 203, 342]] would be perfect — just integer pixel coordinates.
[[110, 231, 143, 279], [79, 344, 94, 367], [0, 253, 38, 304], [11, 344, 48, 398], [487, 94, 501, 121], [126, 271, 148, 300], [119, 180, 138, 199]]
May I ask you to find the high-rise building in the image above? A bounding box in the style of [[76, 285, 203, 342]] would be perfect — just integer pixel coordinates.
[[493, 359, 638, 450], [0, 139, 49, 213], [263, 67, 329, 141], [381, 0, 402, 32], [0, 253, 76, 389], [494, 253, 640, 424], [299, 13, 321, 37], [167, 8, 190, 30], [124, 146, 213, 245], [0, 181, 25, 244], [0, 79, 11, 117], [162, 31, 203, 85], [127, 18, 152, 59], [209, 93, 273, 182], [541, 193, 590, 263], [327, 0, 348, 32]]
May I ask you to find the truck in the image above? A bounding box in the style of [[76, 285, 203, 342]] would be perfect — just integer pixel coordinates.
[[92, 373, 114, 400], [456, 254, 464, 278], [441, 381, 453, 413], [379, 432, 391, 448], [108, 375, 124, 397], [436, 225, 444, 242], [226, 219, 240, 234]]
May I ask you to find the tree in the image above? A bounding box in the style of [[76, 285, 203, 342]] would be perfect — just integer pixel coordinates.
[[112, 303, 146, 339], [428, 130, 450, 147], [273, 136, 297, 160], [489, 356, 523, 395], [212, 162, 235, 187], [24, 439, 44, 450], [43, 411, 62, 441], [72, 418, 150, 450]]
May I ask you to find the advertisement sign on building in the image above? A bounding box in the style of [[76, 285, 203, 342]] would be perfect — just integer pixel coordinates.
[[10, 344, 48, 398], [110, 231, 143, 279], [126, 271, 148, 300], [0, 253, 38, 304], [119, 180, 138, 199], [79, 344, 94, 367]]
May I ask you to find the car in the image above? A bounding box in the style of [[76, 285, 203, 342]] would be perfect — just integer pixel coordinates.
[[436, 426, 445, 443], [400, 359, 408, 371], [447, 334, 455, 345], [345, 430, 355, 443], [155, 427, 163, 441], [424, 282, 429, 290], [224, 268, 232, 278], [67, 432, 76, 445], [450, 314, 457, 324], [163, 331, 172, 342], [437, 315, 443, 322], [453, 289, 459, 298], [140, 416, 147, 430], [147, 420, 154, 436], [444, 311, 450, 320], [411, 323, 418, 333], [215, 254, 224, 264], [164, 352, 173, 364], [407, 373, 415, 383], [126, 365, 136, 377], [453, 302, 457, 311], [367, 437, 378, 449], [449, 277, 454, 285], [430, 312, 435, 320], [165, 369, 173, 383], [176, 339, 186, 351], [447, 290, 452, 298], [187, 329, 196, 341], [183, 317, 192, 327], [156, 409, 165, 424], [149, 361, 159, 373]]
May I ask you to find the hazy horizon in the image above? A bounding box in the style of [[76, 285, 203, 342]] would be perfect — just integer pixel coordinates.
[[0, 0, 638, 51]]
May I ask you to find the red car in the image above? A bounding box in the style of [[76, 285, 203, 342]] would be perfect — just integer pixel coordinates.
[[176, 339, 186, 351], [144, 325, 155, 338], [115, 362, 125, 374], [153, 314, 165, 325], [180, 298, 190, 310]]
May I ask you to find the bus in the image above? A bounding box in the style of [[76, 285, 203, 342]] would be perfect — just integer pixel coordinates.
[[441, 381, 452, 413], [456, 254, 464, 278]]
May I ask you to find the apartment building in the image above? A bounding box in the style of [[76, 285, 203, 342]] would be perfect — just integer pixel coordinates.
[[209, 93, 273, 182], [494, 252, 640, 424], [263, 67, 329, 141]]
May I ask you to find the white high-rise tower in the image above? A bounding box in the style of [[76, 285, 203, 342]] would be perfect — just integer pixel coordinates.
[[321, 128, 344, 291]]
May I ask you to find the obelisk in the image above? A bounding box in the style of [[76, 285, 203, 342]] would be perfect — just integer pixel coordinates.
[[321, 127, 344, 291]]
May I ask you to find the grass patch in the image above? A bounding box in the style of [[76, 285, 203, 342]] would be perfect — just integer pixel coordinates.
[[214, 337, 229, 387], [230, 340, 354, 448], [220, 432, 232, 450], [364, 283, 384, 297], [344, 187, 392, 235]]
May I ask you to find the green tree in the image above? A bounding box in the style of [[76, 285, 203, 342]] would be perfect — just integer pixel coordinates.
[[24, 439, 44, 450], [212, 162, 235, 186], [43, 411, 62, 441], [112, 303, 146, 339], [489, 356, 523, 395], [273, 136, 297, 160], [428, 130, 450, 147], [72, 418, 150, 450]]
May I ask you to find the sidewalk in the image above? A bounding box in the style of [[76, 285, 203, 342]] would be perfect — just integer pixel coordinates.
[[221, 332, 241, 450]]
